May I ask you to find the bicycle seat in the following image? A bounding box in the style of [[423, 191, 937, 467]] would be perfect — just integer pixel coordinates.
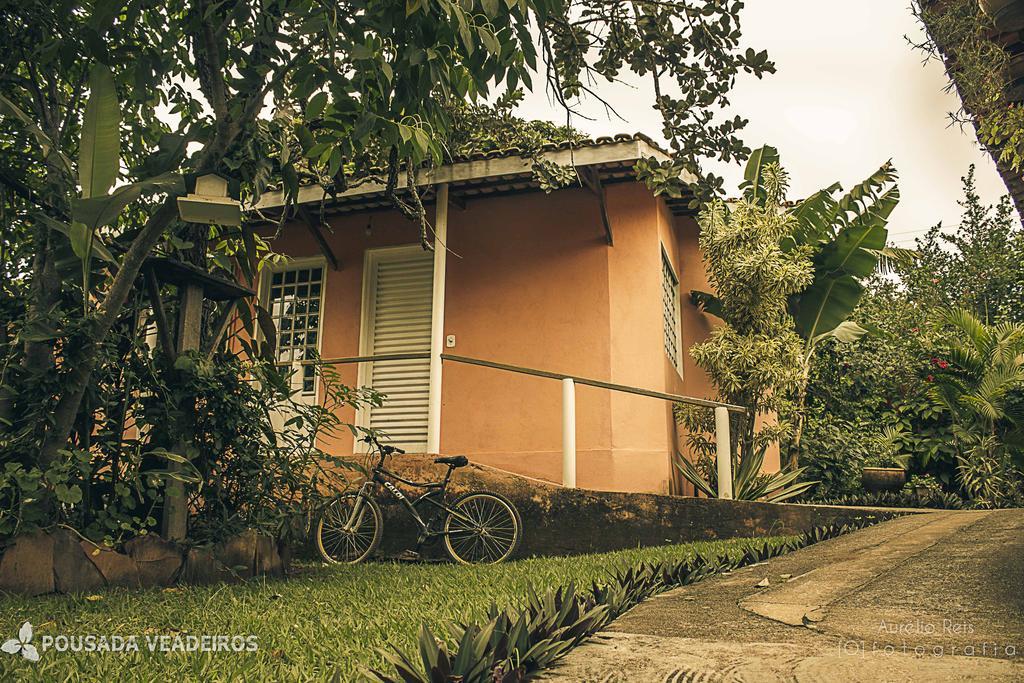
[[434, 455, 469, 468]]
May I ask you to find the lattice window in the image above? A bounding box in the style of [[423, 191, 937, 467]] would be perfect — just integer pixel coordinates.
[[662, 249, 680, 368], [268, 265, 324, 395]]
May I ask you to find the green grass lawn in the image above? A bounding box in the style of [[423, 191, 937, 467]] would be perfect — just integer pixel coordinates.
[[0, 537, 790, 682]]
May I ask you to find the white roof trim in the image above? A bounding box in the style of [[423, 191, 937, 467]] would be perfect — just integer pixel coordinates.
[[250, 138, 689, 211]]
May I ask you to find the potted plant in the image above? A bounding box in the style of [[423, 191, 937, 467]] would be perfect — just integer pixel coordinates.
[[861, 426, 910, 493], [903, 474, 943, 506]]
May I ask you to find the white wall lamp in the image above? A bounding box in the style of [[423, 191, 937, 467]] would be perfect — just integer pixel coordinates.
[[176, 172, 242, 226]]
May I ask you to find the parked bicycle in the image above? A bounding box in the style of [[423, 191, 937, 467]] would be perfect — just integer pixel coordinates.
[[316, 434, 523, 564]]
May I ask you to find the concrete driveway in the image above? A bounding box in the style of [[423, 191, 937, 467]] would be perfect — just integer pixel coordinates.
[[539, 509, 1024, 682]]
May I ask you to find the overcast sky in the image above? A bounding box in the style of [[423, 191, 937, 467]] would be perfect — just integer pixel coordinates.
[[516, 1, 1012, 247]]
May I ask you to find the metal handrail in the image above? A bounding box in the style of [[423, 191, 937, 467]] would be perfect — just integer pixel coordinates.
[[312, 351, 739, 495], [312, 352, 745, 413], [439, 353, 746, 413]]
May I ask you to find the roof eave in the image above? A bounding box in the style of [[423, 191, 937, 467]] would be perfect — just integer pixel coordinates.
[[249, 138, 690, 212]]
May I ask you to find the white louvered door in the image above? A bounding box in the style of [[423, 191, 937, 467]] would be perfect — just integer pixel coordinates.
[[361, 247, 434, 450]]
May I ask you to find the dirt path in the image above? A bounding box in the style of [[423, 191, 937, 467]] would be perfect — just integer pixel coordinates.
[[538, 509, 1024, 682]]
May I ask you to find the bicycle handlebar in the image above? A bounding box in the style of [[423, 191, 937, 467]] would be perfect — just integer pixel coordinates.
[[361, 434, 405, 455]]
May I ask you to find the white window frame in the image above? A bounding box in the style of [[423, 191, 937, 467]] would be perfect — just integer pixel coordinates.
[[256, 255, 329, 399], [661, 245, 683, 376]]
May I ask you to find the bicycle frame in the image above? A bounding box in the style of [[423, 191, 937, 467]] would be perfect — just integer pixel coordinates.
[[342, 447, 474, 538]]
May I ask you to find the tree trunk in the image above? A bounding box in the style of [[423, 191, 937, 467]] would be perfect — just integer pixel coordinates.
[[162, 282, 204, 542], [22, 223, 60, 374], [38, 199, 180, 466], [787, 355, 813, 471], [787, 388, 808, 471], [919, 0, 1024, 223]]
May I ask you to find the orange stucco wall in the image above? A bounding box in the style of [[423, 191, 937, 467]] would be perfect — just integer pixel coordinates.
[[260, 181, 736, 493]]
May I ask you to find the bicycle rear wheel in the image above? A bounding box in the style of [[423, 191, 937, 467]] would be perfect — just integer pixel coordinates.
[[316, 493, 382, 564], [443, 491, 522, 564]]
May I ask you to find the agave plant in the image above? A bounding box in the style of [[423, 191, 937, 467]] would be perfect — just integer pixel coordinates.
[[371, 583, 609, 683], [674, 439, 816, 503], [815, 490, 966, 510], [928, 307, 1024, 504], [370, 523, 876, 683]]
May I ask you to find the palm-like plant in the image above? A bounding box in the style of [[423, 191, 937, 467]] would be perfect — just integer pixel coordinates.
[[863, 425, 913, 469], [929, 307, 1024, 504], [692, 147, 914, 469]]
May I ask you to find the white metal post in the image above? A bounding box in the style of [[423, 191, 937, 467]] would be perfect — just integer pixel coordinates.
[[715, 405, 733, 499], [426, 183, 449, 454], [562, 377, 577, 488]]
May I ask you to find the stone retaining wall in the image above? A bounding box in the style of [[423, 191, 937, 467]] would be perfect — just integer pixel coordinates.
[[1, 458, 911, 594], [0, 529, 285, 596], [369, 457, 912, 558]]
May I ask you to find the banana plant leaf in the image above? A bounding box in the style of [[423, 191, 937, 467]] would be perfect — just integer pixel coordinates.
[[787, 162, 899, 343], [739, 145, 780, 206], [786, 182, 841, 248], [793, 274, 864, 341], [79, 64, 119, 199]]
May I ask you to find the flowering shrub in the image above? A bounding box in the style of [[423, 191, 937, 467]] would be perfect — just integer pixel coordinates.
[[796, 169, 1024, 498]]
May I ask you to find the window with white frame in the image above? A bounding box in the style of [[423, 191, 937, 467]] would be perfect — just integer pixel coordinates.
[[267, 265, 324, 395], [661, 248, 681, 368]]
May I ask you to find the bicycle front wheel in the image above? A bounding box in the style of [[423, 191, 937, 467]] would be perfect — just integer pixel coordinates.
[[443, 491, 522, 564], [316, 493, 382, 564]]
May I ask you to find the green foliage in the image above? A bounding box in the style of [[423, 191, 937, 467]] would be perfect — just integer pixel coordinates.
[[862, 426, 912, 469], [901, 167, 1024, 324], [789, 161, 899, 343], [442, 91, 584, 192], [0, 317, 171, 544], [782, 160, 902, 469], [376, 584, 605, 683], [796, 421, 864, 498], [0, 537, 790, 680], [928, 307, 1024, 505], [795, 169, 1024, 498], [812, 489, 967, 511], [915, 0, 1024, 177], [903, 473, 944, 497], [0, 306, 379, 545], [679, 149, 812, 496], [794, 277, 958, 491], [134, 352, 380, 545], [691, 148, 903, 470], [545, 1, 775, 205], [78, 64, 119, 200]]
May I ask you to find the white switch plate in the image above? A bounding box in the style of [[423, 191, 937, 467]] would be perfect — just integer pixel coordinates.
[[445, 334, 456, 348]]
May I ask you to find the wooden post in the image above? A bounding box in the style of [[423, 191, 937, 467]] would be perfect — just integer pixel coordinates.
[[163, 282, 203, 541], [426, 183, 449, 455], [715, 405, 733, 500]]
